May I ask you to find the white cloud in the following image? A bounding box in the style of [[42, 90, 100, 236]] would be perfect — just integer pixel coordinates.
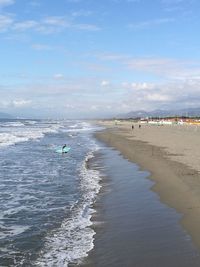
[[97, 52, 129, 61], [74, 23, 101, 31], [0, 8, 101, 36], [146, 93, 171, 102], [2, 74, 200, 116], [31, 43, 53, 51], [29, 1, 41, 8], [96, 52, 200, 81], [121, 81, 155, 90], [161, 0, 194, 13], [90, 105, 99, 110], [124, 57, 200, 80], [127, 57, 175, 75], [128, 18, 175, 30], [28, 16, 70, 34], [101, 80, 110, 86], [42, 16, 68, 27], [0, 0, 14, 7], [53, 73, 65, 80], [131, 82, 155, 90], [65, 104, 75, 109], [71, 10, 93, 17], [0, 100, 10, 108], [122, 78, 200, 111], [0, 15, 13, 32], [12, 99, 32, 107], [13, 20, 38, 31], [3, 15, 101, 35], [0, 99, 32, 108]]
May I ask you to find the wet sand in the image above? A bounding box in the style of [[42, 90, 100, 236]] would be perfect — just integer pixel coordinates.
[[95, 121, 200, 251], [80, 141, 200, 267]]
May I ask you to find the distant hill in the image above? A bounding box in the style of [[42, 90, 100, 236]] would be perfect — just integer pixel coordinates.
[[0, 112, 14, 119], [117, 107, 200, 119]]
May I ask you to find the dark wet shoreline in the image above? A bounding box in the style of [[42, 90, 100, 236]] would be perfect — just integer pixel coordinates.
[[80, 140, 200, 267]]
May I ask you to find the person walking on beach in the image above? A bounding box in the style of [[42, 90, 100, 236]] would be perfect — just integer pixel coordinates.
[[139, 124, 141, 129], [132, 125, 134, 130]]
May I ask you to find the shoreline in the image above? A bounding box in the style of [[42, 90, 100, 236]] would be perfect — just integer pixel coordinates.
[[94, 124, 200, 251]]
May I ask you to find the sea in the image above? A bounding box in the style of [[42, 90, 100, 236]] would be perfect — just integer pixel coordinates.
[[1, 119, 200, 267], [0, 119, 103, 266]]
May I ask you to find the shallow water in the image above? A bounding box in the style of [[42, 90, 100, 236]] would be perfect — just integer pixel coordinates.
[[0, 119, 102, 266], [83, 145, 200, 267]]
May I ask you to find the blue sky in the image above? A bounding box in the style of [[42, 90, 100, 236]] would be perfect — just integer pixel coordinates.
[[0, 0, 200, 118]]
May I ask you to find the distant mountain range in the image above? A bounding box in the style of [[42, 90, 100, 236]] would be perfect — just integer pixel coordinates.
[[0, 112, 14, 119], [117, 107, 200, 119]]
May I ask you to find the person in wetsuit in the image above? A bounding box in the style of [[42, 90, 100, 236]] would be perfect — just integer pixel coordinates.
[[62, 144, 67, 153]]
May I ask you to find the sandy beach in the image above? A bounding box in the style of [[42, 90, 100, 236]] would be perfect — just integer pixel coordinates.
[[95, 120, 200, 251]]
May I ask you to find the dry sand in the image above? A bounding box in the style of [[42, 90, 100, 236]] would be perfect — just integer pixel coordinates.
[[95, 120, 200, 251]]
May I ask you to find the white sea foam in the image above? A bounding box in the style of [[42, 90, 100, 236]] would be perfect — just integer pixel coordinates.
[[24, 120, 37, 125], [63, 121, 103, 133], [3, 122, 25, 127], [0, 120, 62, 147], [35, 145, 101, 267], [68, 123, 80, 128]]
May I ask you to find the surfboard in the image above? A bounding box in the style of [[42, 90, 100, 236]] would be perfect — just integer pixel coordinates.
[[56, 147, 71, 153]]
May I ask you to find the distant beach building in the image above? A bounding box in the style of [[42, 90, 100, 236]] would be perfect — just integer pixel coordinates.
[[138, 117, 200, 126], [160, 120, 173, 125], [139, 119, 148, 124]]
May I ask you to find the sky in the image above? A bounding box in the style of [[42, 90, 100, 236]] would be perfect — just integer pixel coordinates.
[[0, 0, 200, 118]]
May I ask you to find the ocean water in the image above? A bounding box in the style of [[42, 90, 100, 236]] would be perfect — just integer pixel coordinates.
[[0, 119, 103, 266], [1, 119, 200, 267]]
